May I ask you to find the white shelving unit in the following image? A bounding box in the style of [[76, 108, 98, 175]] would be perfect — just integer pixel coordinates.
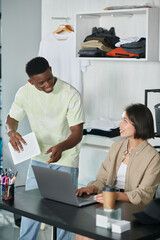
[[75, 8, 159, 61]]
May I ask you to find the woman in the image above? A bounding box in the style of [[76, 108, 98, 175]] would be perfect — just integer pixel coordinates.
[[76, 103, 160, 240], [76, 103, 160, 206]]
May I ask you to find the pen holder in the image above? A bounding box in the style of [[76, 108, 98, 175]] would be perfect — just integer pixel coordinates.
[[1, 183, 14, 200]]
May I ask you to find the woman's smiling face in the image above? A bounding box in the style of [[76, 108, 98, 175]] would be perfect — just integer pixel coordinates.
[[119, 111, 136, 139]]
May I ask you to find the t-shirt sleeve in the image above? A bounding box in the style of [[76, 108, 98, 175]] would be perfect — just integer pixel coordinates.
[[80, 59, 91, 72], [9, 88, 26, 121], [67, 92, 85, 127]]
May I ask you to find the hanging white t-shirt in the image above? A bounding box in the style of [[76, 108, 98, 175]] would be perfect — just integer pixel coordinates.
[[38, 32, 89, 94]]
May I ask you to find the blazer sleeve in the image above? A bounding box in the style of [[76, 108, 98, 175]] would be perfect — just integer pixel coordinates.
[[87, 144, 114, 193], [126, 152, 160, 206]]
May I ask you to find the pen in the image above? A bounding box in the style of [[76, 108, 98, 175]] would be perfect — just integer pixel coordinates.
[[11, 171, 18, 184], [5, 168, 8, 176]]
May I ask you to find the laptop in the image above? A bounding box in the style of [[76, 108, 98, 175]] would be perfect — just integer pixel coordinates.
[[32, 165, 97, 207]]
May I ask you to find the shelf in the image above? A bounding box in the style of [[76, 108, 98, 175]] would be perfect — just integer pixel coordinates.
[[75, 8, 159, 61], [81, 143, 109, 151]]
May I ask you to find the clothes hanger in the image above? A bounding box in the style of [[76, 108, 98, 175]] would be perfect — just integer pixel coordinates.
[[52, 24, 74, 34]]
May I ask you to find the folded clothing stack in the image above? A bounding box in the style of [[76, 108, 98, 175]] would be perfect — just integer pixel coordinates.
[[78, 26, 146, 58], [79, 27, 119, 57]]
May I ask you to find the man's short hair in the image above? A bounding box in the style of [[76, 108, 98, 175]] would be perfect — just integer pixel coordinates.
[[26, 57, 50, 77], [125, 103, 155, 140]]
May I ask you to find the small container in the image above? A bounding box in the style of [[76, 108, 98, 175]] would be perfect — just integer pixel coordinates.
[[1, 183, 14, 200]]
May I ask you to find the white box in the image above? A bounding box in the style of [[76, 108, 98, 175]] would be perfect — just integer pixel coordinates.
[[96, 214, 114, 230], [96, 208, 121, 229], [111, 220, 131, 233]]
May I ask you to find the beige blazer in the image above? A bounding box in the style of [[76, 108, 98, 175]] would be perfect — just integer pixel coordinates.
[[88, 139, 160, 206]]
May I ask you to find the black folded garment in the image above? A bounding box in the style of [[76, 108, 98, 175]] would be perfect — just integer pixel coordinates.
[[84, 27, 120, 48], [83, 127, 120, 138], [92, 26, 116, 36], [121, 38, 146, 58], [78, 48, 106, 57]]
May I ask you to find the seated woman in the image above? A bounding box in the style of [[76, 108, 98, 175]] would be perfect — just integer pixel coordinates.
[[77, 103, 160, 205], [76, 103, 160, 240]]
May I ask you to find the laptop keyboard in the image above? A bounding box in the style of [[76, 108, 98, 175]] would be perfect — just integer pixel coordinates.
[[77, 195, 94, 203]]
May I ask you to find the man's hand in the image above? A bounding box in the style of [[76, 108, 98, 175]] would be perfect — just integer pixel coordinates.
[[8, 130, 27, 152], [45, 144, 63, 164], [45, 123, 83, 164], [76, 185, 98, 197], [45, 123, 83, 165]]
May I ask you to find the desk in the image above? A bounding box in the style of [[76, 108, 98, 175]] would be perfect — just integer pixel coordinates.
[[0, 186, 160, 240]]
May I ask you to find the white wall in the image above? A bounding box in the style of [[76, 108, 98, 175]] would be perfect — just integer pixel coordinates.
[[1, 0, 41, 185], [41, 0, 160, 145], [41, 0, 160, 185]]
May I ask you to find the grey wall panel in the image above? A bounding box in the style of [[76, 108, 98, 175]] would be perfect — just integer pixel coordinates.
[[1, 0, 41, 186]]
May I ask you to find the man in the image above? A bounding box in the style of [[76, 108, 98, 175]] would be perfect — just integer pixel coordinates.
[[6, 57, 84, 240]]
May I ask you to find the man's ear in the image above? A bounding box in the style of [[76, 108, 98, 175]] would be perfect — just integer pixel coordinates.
[[28, 79, 33, 85]]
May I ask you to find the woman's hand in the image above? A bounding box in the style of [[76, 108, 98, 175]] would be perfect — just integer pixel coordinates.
[[76, 185, 97, 197], [94, 192, 130, 205], [94, 193, 104, 203], [94, 192, 130, 204]]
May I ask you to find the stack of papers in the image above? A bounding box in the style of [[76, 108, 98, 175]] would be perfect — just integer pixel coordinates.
[[8, 132, 41, 165]]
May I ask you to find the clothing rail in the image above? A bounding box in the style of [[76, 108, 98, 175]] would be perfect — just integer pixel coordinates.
[[51, 17, 70, 20]]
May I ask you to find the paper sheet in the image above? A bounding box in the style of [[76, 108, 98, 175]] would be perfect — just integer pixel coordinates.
[[8, 132, 41, 165]]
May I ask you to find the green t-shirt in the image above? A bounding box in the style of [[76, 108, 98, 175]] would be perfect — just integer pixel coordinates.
[[9, 79, 84, 167]]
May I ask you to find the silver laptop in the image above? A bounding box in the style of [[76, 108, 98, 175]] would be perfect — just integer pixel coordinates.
[[32, 165, 97, 207]]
